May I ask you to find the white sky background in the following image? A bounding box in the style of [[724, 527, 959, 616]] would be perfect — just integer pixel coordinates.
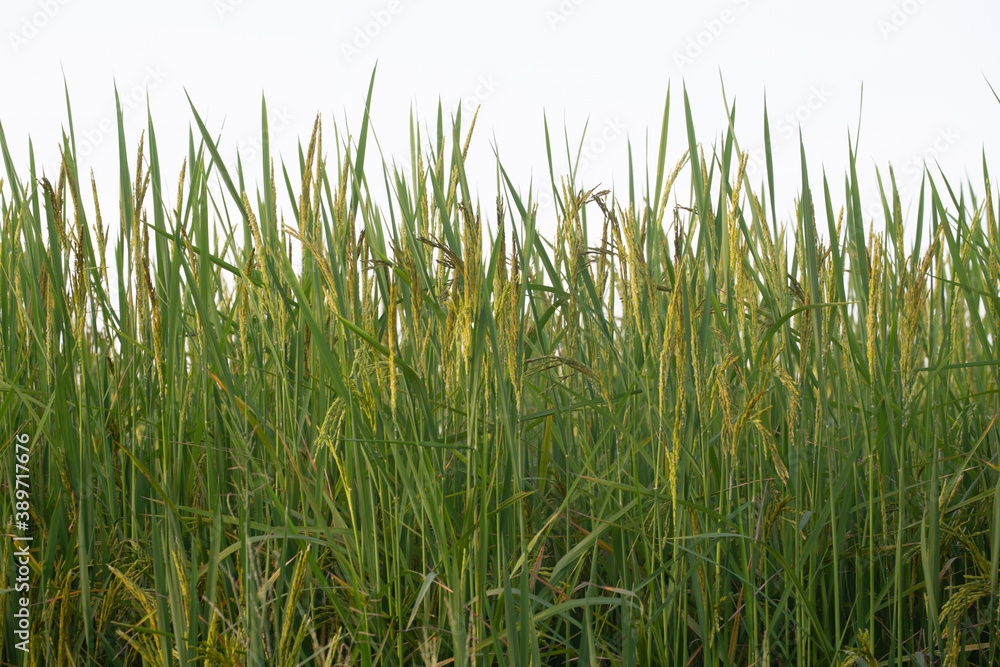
[[1, 0, 998, 275]]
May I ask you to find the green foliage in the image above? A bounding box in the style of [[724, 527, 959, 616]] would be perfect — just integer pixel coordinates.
[[1, 75, 999, 666]]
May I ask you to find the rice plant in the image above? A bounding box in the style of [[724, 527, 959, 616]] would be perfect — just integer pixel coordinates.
[[1, 72, 999, 666]]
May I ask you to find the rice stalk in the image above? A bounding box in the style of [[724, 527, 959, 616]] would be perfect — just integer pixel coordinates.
[[0, 79, 997, 666]]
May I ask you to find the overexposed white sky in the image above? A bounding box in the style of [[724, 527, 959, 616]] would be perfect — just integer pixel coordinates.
[[1, 0, 997, 254]]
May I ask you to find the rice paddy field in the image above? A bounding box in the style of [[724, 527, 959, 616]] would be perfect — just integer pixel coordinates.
[[1, 74, 999, 666]]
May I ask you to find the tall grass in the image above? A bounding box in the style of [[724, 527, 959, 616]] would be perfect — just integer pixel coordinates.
[[1, 73, 999, 665]]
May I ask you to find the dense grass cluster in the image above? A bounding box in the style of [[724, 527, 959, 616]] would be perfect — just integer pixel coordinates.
[[1, 74, 999, 666]]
